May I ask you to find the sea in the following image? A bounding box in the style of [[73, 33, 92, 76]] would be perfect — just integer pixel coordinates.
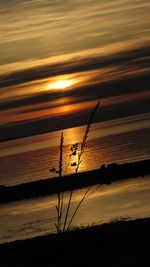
[[0, 112, 150, 244]]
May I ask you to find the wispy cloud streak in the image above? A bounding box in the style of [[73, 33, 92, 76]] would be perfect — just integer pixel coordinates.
[[0, 0, 150, 139], [0, 45, 149, 89]]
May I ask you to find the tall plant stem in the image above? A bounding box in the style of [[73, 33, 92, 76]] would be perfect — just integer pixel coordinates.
[[66, 186, 92, 230], [55, 132, 64, 232], [76, 101, 100, 173], [63, 190, 73, 232], [63, 100, 100, 231]]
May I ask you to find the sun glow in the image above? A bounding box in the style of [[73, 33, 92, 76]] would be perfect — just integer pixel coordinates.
[[47, 79, 75, 90]]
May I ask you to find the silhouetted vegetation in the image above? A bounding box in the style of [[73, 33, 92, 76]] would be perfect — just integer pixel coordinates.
[[0, 217, 149, 267], [49, 101, 100, 232], [63, 101, 100, 231]]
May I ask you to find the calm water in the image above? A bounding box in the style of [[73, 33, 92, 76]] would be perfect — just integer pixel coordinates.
[[0, 176, 150, 244], [0, 112, 150, 186], [0, 112, 150, 243]]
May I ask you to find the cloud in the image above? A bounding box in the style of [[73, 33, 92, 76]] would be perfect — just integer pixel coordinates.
[[1, 0, 149, 67], [0, 95, 150, 141], [0, 45, 149, 89], [0, 72, 150, 112]]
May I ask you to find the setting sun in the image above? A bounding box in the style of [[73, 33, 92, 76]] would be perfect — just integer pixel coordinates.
[[48, 79, 75, 90]]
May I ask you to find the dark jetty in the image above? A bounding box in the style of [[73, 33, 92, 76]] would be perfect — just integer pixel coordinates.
[[0, 159, 150, 204], [0, 217, 150, 266]]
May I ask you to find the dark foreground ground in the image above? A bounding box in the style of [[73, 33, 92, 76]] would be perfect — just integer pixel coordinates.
[[0, 217, 150, 267]]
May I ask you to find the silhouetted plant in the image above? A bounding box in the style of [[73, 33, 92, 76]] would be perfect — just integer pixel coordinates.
[[50, 101, 100, 233], [50, 132, 64, 233], [63, 100, 100, 231]]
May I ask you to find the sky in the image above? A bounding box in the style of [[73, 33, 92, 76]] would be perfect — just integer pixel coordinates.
[[0, 0, 150, 141]]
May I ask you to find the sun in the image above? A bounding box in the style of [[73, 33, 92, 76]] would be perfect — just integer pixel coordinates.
[[47, 79, 75, 90]]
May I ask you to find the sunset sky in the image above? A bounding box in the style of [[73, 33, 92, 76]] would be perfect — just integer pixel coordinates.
[[0, 0, 150, 141]]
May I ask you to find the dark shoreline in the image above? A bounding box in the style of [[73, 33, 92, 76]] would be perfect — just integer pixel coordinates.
[[0, 158, 150, 204], [0, 217, 150, 266]]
